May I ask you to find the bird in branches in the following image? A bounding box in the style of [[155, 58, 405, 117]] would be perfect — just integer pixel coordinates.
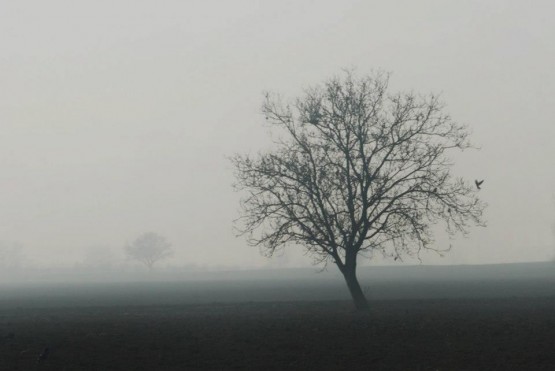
[[475, 179, 484, 190]]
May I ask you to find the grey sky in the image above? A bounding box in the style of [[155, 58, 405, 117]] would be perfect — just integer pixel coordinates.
[[1, 1, 554, 268]]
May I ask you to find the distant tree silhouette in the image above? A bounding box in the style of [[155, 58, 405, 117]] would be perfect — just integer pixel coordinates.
[[125, 232, 173, 270], [231, 70, 486, 310]]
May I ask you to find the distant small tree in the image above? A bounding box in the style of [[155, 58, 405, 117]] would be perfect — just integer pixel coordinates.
[[231, 71, 486, 310], [125, 232, 173, 270]]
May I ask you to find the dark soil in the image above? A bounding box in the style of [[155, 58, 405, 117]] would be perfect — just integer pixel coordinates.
[[1, 297, 555, 370]]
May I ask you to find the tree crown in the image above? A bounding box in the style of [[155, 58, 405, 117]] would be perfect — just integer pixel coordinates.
[[125, 232, 173, 269], [232, 71, 486, 267]]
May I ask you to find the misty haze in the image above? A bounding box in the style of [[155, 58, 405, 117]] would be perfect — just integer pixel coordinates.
[[1, 1, 555, 370]]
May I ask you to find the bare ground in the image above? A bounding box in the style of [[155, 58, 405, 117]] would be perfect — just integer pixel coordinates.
[[1, 297, 555, 370]]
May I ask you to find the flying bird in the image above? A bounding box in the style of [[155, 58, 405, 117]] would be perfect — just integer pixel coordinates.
[[475, 179, 484, 190]]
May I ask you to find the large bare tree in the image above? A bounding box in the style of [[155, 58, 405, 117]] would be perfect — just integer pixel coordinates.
[[231, 71, 486, 310]]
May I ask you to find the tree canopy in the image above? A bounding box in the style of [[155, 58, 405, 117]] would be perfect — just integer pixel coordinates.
[[232, 71, 486, 309], [125, 232, 173, 270]]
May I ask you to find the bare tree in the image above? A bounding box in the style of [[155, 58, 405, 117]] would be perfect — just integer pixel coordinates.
[[125, 232, 173, 270], [231, 71, 486, 310]]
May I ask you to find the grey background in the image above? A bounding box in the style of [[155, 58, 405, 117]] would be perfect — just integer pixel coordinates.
[[0, 1, 553, 269]]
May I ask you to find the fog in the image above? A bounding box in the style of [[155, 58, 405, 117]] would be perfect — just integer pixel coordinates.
[[1, 0, 554, 273]]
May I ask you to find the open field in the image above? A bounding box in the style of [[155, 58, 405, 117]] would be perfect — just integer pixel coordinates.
[[1, 263, 555, 370]]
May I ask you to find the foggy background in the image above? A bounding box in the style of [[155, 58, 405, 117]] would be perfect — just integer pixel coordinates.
[[1, 0, 554, 272]]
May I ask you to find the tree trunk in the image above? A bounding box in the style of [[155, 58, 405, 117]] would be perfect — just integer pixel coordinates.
[[342, 266, 369, 311]]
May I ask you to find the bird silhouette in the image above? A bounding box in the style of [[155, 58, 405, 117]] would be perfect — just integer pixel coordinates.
[[475, 179, 484, 190]]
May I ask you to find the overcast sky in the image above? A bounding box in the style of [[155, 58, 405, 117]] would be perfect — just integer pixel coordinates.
[[1, 0, 554, 268]]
